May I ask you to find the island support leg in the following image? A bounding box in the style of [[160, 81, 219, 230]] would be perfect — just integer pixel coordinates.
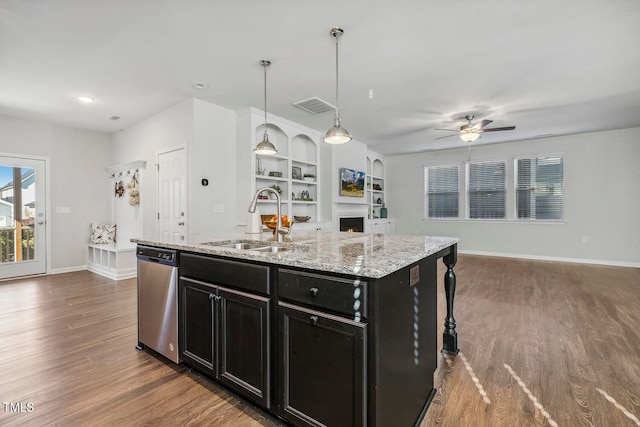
[[442, 244, 459, 355]]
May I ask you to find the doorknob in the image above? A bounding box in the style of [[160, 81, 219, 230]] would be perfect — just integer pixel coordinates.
[[37, 220, 45, 225]]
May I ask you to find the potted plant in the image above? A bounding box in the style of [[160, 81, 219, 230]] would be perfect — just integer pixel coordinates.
[[269, 184, 282, 197], [303, 173, 316, 182]]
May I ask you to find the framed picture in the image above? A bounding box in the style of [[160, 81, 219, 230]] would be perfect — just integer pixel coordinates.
[[292, 166, 302, 180], [340, 168, 365, 197]]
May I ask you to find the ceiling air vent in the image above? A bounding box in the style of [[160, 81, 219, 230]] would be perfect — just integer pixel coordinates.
[[293, 97, 335, 115]]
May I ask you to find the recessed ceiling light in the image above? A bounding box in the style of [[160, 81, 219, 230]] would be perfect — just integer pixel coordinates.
[[77, 95, 95, 103], [192, 82, 209, 90]]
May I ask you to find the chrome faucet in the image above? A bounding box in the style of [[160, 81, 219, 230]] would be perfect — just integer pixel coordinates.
[[248, 187, 290, 242]]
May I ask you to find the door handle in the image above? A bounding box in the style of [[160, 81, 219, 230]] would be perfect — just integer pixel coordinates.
[[177, 221, 185, 226]]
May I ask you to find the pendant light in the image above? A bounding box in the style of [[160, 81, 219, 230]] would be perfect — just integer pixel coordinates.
[[254, 59, 278, 155], [324, 27, 352, 144]]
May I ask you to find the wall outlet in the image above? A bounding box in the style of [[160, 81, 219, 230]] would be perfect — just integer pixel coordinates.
[[213, 204, 225, 213], [581, 236, 588, 244]]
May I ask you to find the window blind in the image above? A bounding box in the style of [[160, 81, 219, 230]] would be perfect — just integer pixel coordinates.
[[424, 164, 459, 218], [466, 161, 506, 219], [515, 156, 564, 220]]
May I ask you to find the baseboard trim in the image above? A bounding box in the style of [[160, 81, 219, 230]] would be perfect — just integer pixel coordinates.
[[49, 266, 87, 275], [458, 250, 640, 269], [87, 265, 137, 281]]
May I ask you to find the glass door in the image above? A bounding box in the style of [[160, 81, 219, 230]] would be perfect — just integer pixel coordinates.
[[0, 155, 47, 279]]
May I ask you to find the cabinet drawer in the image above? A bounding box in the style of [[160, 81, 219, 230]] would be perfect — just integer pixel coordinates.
[[181, 253, 270, 295], [278, 269, 367, 319]]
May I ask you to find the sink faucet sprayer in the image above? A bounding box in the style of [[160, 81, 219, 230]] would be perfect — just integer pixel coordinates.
[[248, 187, 290, 243]]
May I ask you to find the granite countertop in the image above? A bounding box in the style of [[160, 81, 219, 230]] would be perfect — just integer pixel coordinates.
[[132, 231, 458, 279]]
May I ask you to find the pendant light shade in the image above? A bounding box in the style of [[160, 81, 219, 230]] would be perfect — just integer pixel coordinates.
[[254, 60, 278, 155], [324, 27, 352, 145]]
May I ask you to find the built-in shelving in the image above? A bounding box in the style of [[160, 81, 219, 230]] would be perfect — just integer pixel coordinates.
[[366, 154, 386, 219], [87, 243, 136, 280], [365, 152, 394, 234], [237, 108, 322, 226]]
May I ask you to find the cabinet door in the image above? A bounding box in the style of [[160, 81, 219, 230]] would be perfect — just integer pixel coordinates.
[[384, 220, 395, 235], [180, 278, 216, 376], [278, 302, 367, 427], [218, 287, 271, 408]]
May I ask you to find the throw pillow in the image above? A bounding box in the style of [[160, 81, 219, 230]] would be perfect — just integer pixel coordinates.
[[90, 223, 117, 244]]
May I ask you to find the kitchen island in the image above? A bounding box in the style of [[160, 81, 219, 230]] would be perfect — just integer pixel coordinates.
[[133, 231, 459, 427]]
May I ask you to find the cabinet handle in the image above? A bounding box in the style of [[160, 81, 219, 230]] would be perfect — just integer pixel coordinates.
[[309, 287, 319, 297], [309, 315, 319, 325]]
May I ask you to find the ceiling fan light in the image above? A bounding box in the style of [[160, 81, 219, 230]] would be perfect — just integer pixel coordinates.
[[324, 116, 352, 144], [460, 132, 480, 143]]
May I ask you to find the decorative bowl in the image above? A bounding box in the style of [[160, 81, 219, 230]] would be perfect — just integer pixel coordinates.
[[263, 214, 290, 229], [294, 216, 311, 222]]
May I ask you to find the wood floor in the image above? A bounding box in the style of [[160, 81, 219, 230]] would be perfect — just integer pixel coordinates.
[[0, 256, 639, 426]]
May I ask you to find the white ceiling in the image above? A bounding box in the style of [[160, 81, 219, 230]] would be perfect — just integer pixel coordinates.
[[1, 0, 639, 155]]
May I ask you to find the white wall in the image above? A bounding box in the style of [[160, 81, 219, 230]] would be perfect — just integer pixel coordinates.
[[111, 98, 237, 241], [112, 99, 192, 240], [0, 115, 112, 272], [190, 99, 238, 238], [386, 127, 640, 266]]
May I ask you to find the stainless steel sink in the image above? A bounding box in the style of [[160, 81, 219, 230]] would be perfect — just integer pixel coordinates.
[[219, 242, 267, 250], [202, 241, 268, 250], [202, 241, 291, 253], [252, 246, 290, 253]]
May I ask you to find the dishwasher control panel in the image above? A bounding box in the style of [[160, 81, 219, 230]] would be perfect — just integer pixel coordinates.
[[136, 246, 178, 265]]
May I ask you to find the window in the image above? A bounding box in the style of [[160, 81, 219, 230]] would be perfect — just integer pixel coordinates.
[[515, 156, 564, 220], [466, 161, 506, 219], [424, 164, 459, 218]]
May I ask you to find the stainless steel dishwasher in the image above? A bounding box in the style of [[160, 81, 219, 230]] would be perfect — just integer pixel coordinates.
[[136, 245, 180, 363]]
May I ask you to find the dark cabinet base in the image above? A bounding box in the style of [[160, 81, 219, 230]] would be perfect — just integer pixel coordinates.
[[278, 302, 367, 427], [175, 244, 458, 427], [180, 268, 270, 409]]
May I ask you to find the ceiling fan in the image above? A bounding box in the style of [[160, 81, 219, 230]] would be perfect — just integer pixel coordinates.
[[435, 114, 515, 142]]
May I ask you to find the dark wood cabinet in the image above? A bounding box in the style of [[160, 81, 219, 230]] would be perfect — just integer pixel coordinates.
[[175, 248, 450, 427], [179, 254, 271, 408], [181, 278, 216, 375], [278, 303, 367, 427], [218, 286, 270, 407], [278, 302, 367, 427]]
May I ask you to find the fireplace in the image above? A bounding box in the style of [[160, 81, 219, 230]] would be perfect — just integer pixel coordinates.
[[340, 217, 364, 233]]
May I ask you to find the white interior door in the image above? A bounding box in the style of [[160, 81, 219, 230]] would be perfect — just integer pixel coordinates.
[[0, 155, 47, 279], [157, 148, 186, 242]]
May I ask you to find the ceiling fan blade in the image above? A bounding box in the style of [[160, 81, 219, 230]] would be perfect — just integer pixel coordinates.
[[471, 119, 493, 131], [480, 126, 516, 133], [434, 134, 458, 140], [434, 128, 459, 132]]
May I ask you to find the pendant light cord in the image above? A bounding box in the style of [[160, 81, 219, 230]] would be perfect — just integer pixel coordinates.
[[334, 32, 340, 119], [263, 62, 268, 138]]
